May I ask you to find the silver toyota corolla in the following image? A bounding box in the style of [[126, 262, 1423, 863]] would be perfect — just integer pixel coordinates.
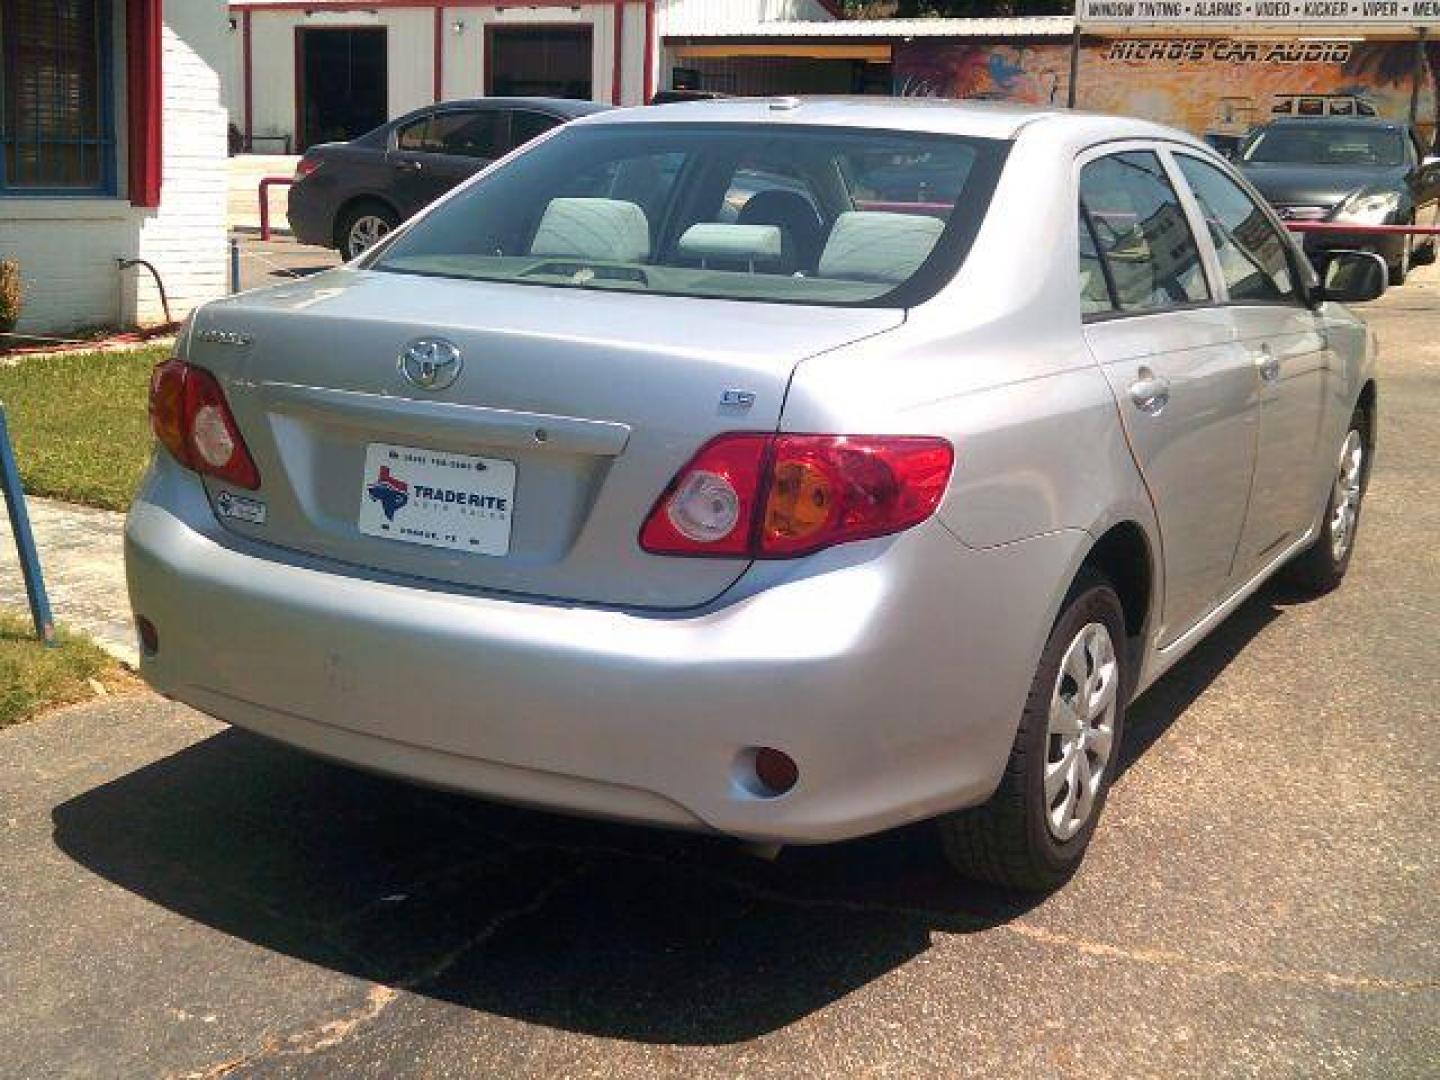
[[128, 99, 1383, 890]]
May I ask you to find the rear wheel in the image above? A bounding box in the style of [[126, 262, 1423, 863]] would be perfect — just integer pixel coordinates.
[[338, 202, 398, 260], [938, 568, 1128, 892], [1283, 410, 1369, 594]]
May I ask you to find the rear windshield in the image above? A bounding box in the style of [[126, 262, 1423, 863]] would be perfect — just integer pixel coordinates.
[[1241, 124, 1405, 167], [371, 123, 1009, 307]]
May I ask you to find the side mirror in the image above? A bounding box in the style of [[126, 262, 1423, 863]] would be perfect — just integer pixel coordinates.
[[1313, 250, 1388, 304]]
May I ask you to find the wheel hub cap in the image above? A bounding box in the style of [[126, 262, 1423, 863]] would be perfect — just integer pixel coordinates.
[[1044, 622, 1119, 841], [349, 216, 390, 255], [1329, 430, 1364, 563]]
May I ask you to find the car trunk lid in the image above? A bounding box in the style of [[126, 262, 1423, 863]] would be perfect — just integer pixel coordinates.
[[186, 268, 903, 608]]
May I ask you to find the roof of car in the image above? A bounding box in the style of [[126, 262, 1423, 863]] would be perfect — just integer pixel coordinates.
[[395, 97, 612, 122], [575, 96, 1207, 150]]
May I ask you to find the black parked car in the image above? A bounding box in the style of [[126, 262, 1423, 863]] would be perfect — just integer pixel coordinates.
[[1235, 117, 1440, 285], [288, 98, 612, 259]]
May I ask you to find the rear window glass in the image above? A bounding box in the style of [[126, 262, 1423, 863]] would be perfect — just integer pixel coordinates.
[[371, 123, 1008, 307], [1080, 151, 1210, 313]]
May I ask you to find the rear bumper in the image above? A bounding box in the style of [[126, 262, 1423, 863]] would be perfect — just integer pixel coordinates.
[[125, 459, 1082, 843], [286, 181, 333, 249]]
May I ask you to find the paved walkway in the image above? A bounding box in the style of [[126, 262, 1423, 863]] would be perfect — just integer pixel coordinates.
[[229, 153, 299, 234], [0, 495, 133, 665]]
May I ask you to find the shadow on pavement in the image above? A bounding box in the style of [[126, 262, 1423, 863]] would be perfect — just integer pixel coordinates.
[[51, 584, 1291, 1045]]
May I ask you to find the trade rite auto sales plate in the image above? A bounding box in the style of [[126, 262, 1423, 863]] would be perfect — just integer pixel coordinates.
[[358, 442, 516, 557]]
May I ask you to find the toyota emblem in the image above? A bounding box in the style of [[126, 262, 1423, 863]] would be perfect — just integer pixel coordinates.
[[399, 338, 463, 391]]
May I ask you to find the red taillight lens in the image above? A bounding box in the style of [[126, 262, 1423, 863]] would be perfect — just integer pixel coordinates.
[[294, 156, 320, 181], [148, 360, 191, 469], [147, 359, 261, 490], [638, 434, 768, 556], [640, 433, 953, 559]]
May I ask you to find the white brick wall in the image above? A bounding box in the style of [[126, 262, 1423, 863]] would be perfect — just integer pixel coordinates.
[[137, 6, 230, 325], [0, 0, 228, 336]]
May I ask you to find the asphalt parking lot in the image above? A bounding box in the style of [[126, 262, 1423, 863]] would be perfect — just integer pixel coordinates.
[[4, 262, 1438, 1078]]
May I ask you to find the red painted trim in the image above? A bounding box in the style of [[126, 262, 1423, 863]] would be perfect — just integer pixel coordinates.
[[1287, 222, 1440, 235], [126, 0, 163, 207], [433, 6, 444, 102], [611, 0, 624, 105], [242, 9, 254, 151], [643, 0, 654, 103], [293, 26, 303, 152]]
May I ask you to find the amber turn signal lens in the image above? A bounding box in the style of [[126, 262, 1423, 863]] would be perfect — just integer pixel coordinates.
[[763, 458, 836, 547]]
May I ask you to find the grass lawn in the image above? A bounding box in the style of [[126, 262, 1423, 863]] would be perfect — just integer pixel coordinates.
[[0, 345, 166, 511], [0, 611, 133, 728]]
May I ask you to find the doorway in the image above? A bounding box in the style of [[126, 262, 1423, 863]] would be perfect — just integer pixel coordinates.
[[296, 27, 387, 151], [486, 27, 593, 99]]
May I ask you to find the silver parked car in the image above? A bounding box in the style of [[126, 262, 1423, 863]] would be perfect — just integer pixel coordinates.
[[128, 100, 1384, 891]]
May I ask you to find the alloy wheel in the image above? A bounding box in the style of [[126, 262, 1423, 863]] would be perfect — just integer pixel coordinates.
[[1329, 429, 1364, 563], [1044, 621, 1119, 841], [346, 215, 391, 258]]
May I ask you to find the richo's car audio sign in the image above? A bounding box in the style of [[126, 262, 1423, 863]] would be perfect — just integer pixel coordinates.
[[1078, 0, 1440, 22]]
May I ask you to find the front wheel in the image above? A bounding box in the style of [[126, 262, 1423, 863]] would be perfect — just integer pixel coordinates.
[[938, 568, 1129, 892], [1282, 413, 1369, 594]]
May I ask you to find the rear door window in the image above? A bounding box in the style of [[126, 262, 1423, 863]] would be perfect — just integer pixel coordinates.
[[1173, 154, 1296, 303], [508, 111, 562, 152], [1079, 150, 1210, 313], [430, 110, 507, 160], [395, 115, 430, 152], [1078, 206, 1116, 315]]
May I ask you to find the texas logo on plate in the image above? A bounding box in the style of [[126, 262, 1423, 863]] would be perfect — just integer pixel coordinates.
[[357, 442, 516, 556]]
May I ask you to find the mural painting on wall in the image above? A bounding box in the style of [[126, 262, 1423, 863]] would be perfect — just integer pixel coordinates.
[[896, 39, 1440, 151]]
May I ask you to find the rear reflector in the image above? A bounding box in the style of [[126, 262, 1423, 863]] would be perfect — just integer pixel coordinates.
[[640, 433, 953, 559], [149, 359, 261, 490]]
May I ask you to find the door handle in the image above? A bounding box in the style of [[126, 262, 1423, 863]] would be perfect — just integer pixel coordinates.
[[1128, 368, 1170, 415], [1255, 345, 1280, 383], [394, 159, 423, 173]]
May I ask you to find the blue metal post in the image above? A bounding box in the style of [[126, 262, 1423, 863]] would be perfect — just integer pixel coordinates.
[[230, 236, 242, 294], [0, 404, 55, 644]]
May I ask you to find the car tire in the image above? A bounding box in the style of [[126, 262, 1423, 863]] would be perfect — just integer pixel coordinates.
[[338, 201, 399, 261], [1414, 237, 1437, 267], [1282, 408, 1370, 595], [937, 567, 1129, 892]]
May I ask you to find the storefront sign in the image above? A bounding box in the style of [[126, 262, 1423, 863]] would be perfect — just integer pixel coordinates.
[[1078, 0, 1440, 24], [1104, 40, 1353, 63]]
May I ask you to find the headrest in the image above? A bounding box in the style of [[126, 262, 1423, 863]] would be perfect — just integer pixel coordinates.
[[818, 211, 947, 284], [530, 198, 650, 263], [677, 223, 783, 264]]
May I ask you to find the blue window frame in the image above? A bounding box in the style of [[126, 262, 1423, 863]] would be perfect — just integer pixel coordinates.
[[0, 0, 116, 196]]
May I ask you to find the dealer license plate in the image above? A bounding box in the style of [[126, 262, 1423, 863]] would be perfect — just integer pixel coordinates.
[[357, 442, 516, 556]]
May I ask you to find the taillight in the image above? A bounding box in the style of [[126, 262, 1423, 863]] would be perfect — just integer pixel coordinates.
[[640, 433, 953, 559], [294, 155, 320, 181], [148, 359, 261, 490]]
